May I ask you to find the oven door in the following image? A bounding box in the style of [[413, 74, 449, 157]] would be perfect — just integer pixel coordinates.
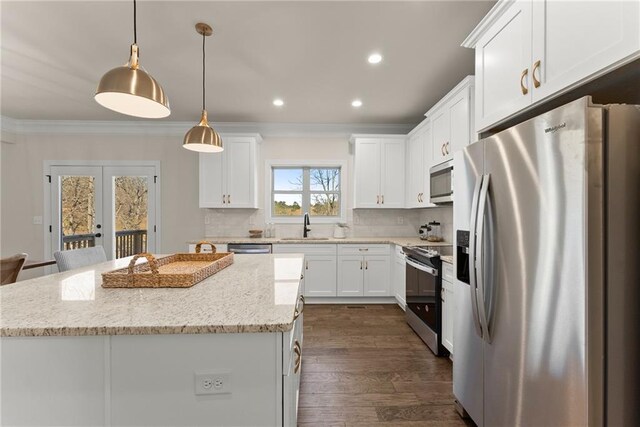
[[405, 257, 438, 332], [430, 160, 453, 204]]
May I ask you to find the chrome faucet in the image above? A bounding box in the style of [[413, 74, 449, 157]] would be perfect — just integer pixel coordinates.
[[303, 212, 311, 238]]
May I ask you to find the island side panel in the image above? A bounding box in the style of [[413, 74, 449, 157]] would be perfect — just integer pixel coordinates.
[[110, 332, 280, 427], [1, 336, 108, 426]]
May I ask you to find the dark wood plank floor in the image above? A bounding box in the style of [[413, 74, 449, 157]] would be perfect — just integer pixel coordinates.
[[299, 304, 473, 426]]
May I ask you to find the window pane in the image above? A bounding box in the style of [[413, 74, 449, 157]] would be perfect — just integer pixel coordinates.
[[273, 168, 303, 191], [60, 176, 96, 250], [273, 193, 303, 216], [309, 168, 340, 192], [310, 193, 340, 216], [114, 176, 148, 259]]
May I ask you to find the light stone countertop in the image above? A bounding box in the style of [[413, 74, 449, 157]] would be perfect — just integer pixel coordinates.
[[0, 254, 304, 338], [188, 236, 453, 248], [441, 255, 454, 264]]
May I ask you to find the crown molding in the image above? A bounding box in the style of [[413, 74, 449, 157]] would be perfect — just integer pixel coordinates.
[[0, 116, 413, 139], [461, 0, 513, 48]]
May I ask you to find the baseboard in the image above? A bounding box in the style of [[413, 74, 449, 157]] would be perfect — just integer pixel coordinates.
[[305, 297, 398, 305]]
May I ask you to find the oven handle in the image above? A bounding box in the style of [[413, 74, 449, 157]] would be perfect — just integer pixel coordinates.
[[468, 176, 484, 338], [405, 258, 438, 276]]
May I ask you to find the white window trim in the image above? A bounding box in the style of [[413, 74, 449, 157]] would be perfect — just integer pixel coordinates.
[[265, 160, 347, 224]]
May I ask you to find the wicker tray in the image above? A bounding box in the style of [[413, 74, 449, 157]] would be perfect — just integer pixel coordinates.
[[101, 242, 234, 288]]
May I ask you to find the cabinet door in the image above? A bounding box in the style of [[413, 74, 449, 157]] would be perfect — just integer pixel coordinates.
[[531, 0, 640, 103], [304, 256, 337, 297], [337, 256, 364, 297], [420, 124, 435, 207], [354, 139, 381, 208], [407, 132, 423, 208], [431, 106, 450, 165], [225, 138, 257, 208], [199, 152, 225, 208], [363, 256, 390, 296], [394, 256, 406, 307], [448, 89, 471, 156], [475, 0, 532, 132], [380, 139, 405, 208], [442, 279, 454, 353]]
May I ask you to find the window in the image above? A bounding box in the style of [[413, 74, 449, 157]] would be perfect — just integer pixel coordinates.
[[271, 166, 343, 222]]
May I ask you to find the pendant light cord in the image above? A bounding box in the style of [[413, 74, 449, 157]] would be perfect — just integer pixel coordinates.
[[202, 32, 206, 111], [133, 0, 137, 44]]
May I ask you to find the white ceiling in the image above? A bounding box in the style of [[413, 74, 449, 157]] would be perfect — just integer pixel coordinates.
[[1, 1, 494, 125]]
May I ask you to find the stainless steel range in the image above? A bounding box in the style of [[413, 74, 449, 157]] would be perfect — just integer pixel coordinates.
[[403, 246, 448, 357]]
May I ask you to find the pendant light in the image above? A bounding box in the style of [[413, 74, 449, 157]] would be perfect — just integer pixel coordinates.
[[95, 0, 170, 118], [183, 23, 223, 153]]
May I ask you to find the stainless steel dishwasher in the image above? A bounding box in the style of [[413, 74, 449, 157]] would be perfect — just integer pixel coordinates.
[[226, 243, 272, 254]]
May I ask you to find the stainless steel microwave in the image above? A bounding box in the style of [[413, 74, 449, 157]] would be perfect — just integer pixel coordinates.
[[430, 160, 453, 204]]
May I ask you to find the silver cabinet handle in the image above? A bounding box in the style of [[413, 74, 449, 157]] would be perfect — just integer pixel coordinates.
[[365, 261, 368, 270], [227, 194, 230, 204], [358, 248, 369, 252], [381, 195, 384, 204], [305, 260, 309, 270], [376, 195, 380, 204], [222, 194, 226, 204], [360, 260, 363, 270]]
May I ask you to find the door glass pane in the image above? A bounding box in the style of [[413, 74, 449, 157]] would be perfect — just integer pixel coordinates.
[[113, 176, 148, 258], [60, 176, 96, 250], [273, 193, 302, 216], [310, 193, 340, 216]]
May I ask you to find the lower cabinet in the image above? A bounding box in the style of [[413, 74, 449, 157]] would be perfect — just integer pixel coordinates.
[[441, 262, 455, 354], [273, 245, 338, 297], [337, 245, 391, 297], [393, 245, 406, 307], [283, 295, 304, 427]]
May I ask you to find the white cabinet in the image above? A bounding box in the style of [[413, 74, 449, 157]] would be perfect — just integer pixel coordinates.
[[283, 295, 303, 427], [428, 76, 475, 165], [352, 135, 406, 209], [465, 0, 640, 132], [393, 246, 406, 308], [441, 262, 455, 354], [406, 121, 434, 208], [199, 135, 261, 208], [337, 245, 391, 297], [273, 244, 337, 297]]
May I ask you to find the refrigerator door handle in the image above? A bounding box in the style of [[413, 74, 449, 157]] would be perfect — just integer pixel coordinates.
[[468, 176, 484, 338], [476, 173, 492, 343]]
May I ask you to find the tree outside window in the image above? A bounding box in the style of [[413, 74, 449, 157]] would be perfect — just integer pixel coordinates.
[[272, 167, 341, 218]]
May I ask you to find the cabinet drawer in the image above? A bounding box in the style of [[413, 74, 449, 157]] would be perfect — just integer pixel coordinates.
[[273, 244, 337, 256], [442, 262, 454, 283], [338, 244, 390, 256]]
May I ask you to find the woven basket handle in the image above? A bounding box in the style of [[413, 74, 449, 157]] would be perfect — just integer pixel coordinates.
[[195, 241, 216, 254], [127, 253, 159, 274]]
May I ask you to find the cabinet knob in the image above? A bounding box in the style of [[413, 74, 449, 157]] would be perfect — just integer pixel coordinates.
[[532, 60, 541, 88], [520, 68, 529, 95]]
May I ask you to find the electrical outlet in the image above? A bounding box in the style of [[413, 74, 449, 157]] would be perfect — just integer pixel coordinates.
[[396, 216, 404, 225], [194, 372, 232, 395]]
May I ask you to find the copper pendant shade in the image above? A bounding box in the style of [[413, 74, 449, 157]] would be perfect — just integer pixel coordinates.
[[95, 0, 170, 118], [183, 23, 223, 153]]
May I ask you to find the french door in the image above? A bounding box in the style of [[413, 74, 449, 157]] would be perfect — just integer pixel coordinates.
[[49, 164, 158, 261]]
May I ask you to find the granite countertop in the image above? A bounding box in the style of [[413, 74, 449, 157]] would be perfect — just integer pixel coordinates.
[[188, 236, 453, 247], [0, 254, 304, 338], [441, 255, 454, 264]]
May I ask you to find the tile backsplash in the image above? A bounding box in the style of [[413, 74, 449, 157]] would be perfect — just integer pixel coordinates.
[[204, 206, 453, 242]]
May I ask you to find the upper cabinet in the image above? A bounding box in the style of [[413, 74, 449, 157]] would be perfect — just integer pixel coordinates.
[[428, 76, 474, 165], [406, 120, 435, 208], [465, 0, 640, 132], [351, 135, 406, 209], [199, 134, 262, 208]]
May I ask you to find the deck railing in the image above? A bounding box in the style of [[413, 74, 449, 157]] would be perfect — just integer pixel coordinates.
[[62, 229, 147, 258]]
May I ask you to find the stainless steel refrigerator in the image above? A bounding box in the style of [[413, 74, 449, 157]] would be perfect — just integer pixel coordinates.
[[453, 97, 640, 426]]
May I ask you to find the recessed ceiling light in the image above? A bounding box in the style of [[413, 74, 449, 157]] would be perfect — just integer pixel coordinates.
[[367, 53, 383, 64], [273, 98, 284, 107], [351, 99, 363, 108]]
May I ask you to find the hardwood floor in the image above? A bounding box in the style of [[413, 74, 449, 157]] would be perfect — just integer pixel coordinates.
[[299, 304, 474, 426]]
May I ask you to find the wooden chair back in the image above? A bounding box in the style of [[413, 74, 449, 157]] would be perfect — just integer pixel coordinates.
[[0, 253, 28, 285]]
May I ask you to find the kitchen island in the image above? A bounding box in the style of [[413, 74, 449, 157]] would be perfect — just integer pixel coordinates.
[[0, 254, 305, 426]]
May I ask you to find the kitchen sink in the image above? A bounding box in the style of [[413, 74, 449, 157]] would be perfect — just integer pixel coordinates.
[[280, 237, 330, 241]]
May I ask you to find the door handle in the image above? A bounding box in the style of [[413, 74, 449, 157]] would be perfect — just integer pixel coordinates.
[[222, 194, 226, 204], [381, 195, 384, 204], [360, 260, 363, 270], [293, 340, 302, 374], [446, 142, 450, 154], [377, 195, 380, 204], [95, 233, 102, 238], [532, 60, 541, 88], [227, 194, 230, 204], [520, 68, 529, 95], [476, 174, 493, 343], [441, 143, 445, 156], [468, 177, 484, 338], [305, 260, 309, 270], [365, 261, 368, 270]]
